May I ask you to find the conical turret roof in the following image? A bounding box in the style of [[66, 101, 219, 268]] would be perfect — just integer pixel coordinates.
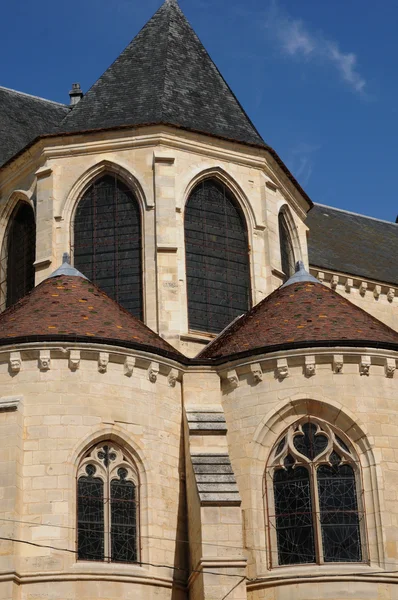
[[198, 264, 398, 361], [58, 0, 265, 147], [0, 270, 183, 360]]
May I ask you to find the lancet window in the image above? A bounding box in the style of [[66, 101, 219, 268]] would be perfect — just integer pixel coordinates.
[[278, 211, 295, 281], [185, 178, 251, 334], [77, 441, 139, 563], [0, 202, 36, 310], [73, 174, 143, 319], [266, 418, 365, 567]]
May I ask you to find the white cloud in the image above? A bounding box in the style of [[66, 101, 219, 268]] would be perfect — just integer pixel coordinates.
[[266, 1, 366, 94]]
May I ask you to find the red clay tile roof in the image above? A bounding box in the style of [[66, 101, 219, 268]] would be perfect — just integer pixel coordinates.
[[198, 281, 398, 360], [0, 275, 183, 359]]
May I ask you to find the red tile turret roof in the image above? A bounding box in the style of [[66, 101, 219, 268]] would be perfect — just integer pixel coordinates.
[[0, 275, 183, 360], [198, 280, 398, 360]]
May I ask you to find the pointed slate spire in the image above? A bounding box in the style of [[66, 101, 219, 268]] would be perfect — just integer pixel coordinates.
[[58, 1, 265, 147], [48, 252, 88, 280], [281, 261, 319, 288]]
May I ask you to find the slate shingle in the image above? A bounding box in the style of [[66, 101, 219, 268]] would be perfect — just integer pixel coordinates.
[[0, 87, 69, 167], [58, 0, 265, 147], [307, 204, 398, 286]]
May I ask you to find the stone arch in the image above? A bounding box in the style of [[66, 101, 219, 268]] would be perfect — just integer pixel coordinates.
[[183, 166, 257, 232], [62, 160, 148, 231], [251, 396, 384, 567], [68, 427, 149, 563], [0, 193, 36, 311], [68, 162, 144, 318], [183, 170, 252, 333], [278, 203, 302, 274]]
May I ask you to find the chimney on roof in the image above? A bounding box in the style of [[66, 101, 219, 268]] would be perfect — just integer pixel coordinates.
[[69, 82, 83, 106]]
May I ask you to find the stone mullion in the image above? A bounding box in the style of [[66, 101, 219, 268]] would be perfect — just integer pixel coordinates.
[[104, 463, 111, 562], [311, 463, 324, 565]]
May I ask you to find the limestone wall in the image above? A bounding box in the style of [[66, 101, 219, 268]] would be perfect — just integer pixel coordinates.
[[215, 347, 398, 600], [0, 344, 186, 600], [0, 126, 310, 355]]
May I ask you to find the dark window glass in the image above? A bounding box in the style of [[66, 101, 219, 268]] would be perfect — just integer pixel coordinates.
[[273, 463, 315, 565], [293, 422, 328, 460], [318, 462, 362, 562], [278, 212, 295, 281], [111, 468, 137, 563], [185, 179, 251, 333], [77, 465, 104, 561], [74, 175, 142, 319], [6, 203, 36, 307]]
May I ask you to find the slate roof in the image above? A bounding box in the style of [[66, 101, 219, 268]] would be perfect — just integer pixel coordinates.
[[0, 86, 70, 168], [57, 0, 265, 147], [307, 204, 398, 286], [198, 278, 398, 361], [0, 274, 183, 360]]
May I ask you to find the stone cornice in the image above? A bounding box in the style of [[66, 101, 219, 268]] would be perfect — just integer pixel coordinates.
[[218, 346, 398, 385], [0, 343, 184, 384], [310, 267, 398, 300]]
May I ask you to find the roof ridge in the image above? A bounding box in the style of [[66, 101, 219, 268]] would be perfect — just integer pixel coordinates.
[[160, 1, 173, 120], [314, 202, 397, 226], [0, 85, 69, 108]]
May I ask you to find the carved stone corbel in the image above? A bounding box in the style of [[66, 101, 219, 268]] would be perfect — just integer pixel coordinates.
[[168, 368, 179, 387], [385, 358, 396, 378], [331, 275, 339, 290], [98, 352, 109, 374], [226, 369, 239, 389], [360, 356, 371, 376], [387, 288, 395, 302], [345, 278, 353, 293], [9, 351, 21, 373], [39, 350, 51, 371], [124, 356, 135, 377], [148, 362, 159, 383], [276, 358, 289, 380], [69, 350, 80, 371], [374, 285, 381, 299], [250, 363, 263, 383], [333, 354, 344, 374], [359, 282, 367, 296], [317, 271, 325, 283], [304, 355, 316, 377]]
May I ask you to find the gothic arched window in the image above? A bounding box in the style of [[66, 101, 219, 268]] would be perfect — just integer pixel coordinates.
[[185, 179, 251, 333], [278, 211, 295, 281], [1, 202, 36, 310], [77, 441, 139, 563], [73, 175, 143, 319], [266, 418, 365, 567]]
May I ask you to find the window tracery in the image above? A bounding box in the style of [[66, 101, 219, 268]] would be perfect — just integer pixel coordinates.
[[266, 418, 365, 567], [77, 441, 139, 563], [185, 178, 251, 333], [73, 174, 143, 319]]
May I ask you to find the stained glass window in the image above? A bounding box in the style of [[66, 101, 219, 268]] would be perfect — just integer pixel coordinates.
[[185, 178, 251, 333], [77, 442, 139, 563], [278, 212, 295, 281], [267, 418, 365, 566], [1, 202, 36, 309], [73, 175, 143, 319]]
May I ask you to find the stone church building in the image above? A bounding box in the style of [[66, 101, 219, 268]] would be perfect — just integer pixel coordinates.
[[0, 0, 397, 598]]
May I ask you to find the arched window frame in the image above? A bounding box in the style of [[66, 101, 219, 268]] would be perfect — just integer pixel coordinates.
[[76, 440, 140, 564], [278, 208, 296, 282], [71, 173, 144, 320], [184, 176, 252, 334], [0, 198, 36, 311], [265, 417, 367, 568]]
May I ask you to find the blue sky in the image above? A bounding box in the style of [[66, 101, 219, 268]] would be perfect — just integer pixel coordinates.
[[1, 0, 397, 222]]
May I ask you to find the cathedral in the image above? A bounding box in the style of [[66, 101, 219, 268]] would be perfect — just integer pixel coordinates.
[[0, 0, 397, 598]]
